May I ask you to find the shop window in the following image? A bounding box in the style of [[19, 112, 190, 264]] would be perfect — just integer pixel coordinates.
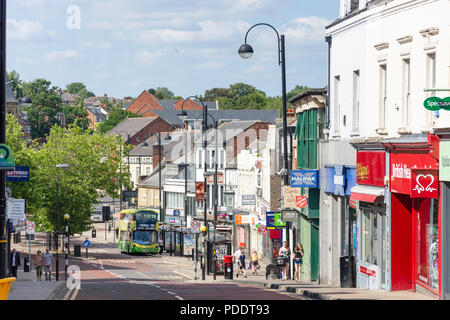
[[416, 198, 439, 290], [361, 209, 378, 265]]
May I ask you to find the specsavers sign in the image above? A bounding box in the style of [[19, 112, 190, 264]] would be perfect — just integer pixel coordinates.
[[440, 141, 450, 181], [0, 144, 15, 170]]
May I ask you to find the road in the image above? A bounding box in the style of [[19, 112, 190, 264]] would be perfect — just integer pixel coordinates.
[[53, 241, 307, 301]]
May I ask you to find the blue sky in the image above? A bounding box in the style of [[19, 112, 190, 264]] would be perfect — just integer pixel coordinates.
[[7, 0, 339, 99]]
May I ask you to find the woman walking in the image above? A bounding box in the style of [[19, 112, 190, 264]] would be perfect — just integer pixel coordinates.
[[250, 249, 259, 274], [278, 241, 290, 281], [34, 250, 44, 281], [293, 243, 304, 282]]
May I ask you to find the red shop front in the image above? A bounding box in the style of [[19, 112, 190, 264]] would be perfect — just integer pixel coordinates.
[[383, 134, 440, 297]]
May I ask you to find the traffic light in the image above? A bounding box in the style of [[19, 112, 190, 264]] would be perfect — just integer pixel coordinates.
[[102, 206, 111, 222]]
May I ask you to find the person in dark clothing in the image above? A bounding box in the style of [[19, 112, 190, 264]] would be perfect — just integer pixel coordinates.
[[9, 249, 21, 278], [237, 249, 247, 278]]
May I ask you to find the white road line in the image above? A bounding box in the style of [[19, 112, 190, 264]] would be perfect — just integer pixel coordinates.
[[175, 296, 184, 300], [70, 288, 79, 300], [173, 271, 194, 280], [64, 287, 74, 300], [99, 260, 104, 269]]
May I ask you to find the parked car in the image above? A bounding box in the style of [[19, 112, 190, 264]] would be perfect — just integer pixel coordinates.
[[91, 210, 103, 223]]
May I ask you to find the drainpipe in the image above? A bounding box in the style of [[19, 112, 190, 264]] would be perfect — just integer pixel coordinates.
[[325, 35, 332, 130]]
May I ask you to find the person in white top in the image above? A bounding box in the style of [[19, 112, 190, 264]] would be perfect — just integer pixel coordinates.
[[233, 248, 242, 278]]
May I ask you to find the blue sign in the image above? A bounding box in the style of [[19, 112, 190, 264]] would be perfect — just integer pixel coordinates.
[[266, 212, 275, 230], [6, 166, 29, 182], [173, 209, 180, 216], [290, 170, 319, 188], [83, 240, 91, 248], [324, 165, 356, 196]]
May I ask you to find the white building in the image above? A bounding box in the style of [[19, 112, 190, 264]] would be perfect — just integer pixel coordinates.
[[322, 0, 449, 293]]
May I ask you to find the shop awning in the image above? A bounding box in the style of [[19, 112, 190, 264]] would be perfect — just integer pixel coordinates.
[[350, 185, 385, 203]]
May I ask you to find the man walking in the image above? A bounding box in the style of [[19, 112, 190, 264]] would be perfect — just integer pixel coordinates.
[[43, 248, 54, 281], [9, 249, 21, 278]]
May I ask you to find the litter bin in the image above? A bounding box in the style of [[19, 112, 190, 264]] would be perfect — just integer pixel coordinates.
[[92, 229, 97, 238], [74, 245, 81, 257], [224, 255, 233, 280], [24, 257, 30, 272], [339, 256, 356, 288]]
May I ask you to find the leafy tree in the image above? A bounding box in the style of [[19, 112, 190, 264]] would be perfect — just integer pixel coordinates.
[[229, 83, 256, 98], [66, 82, 86, 94], [7, 118, 131, 235], [203, 88, 230, 101], [26, 78, 63, 140], [7, 70, 25, 100], [148, 87, 175, 100], [97, 107, 140, 134]]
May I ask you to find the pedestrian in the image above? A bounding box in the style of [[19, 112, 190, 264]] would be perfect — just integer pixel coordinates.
[[237, 249, 248, 278], [293, 243, 304, 282], [34, 250, 44, 281], [158, 237, 163, 254], [9, 248, 21, 278], [278, 241, 290, 281], [43, 248, 54, 281], [250, 249, 259, 274], [233, 247, 241, 278]]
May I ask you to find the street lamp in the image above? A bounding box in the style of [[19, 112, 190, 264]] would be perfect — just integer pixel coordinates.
[[64, 213, 70, 281], [56, 163, 70, 281], [238, 23, 289, 186], [148, 132, 171, 253], [178, 96, 209, 279]]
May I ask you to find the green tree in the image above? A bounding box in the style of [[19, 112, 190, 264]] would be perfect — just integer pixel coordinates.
[[97, 107, 140, 134], [7, 70, 25, 100], [148, 87, 175, 100], [26, 78, 63, 140], [66, 82, 86, 94], [7, 118, 131, 235], [229, 83, 256, 98], [203, 88, 230, 101]]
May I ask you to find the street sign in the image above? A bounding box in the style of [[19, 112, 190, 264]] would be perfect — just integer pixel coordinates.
[[290, 170, 319, 188], [0, 144, 15, 170], [6, 166, 30, 182], [83, 240, 91, 248], [26, 221, 35, 234], [191, 220, 200, 233], [173, 209, 180, 216]]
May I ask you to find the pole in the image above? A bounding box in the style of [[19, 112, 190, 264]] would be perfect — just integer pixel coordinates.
[[203, 104, 208, 278], [194, 233, 198, 280], [0, 0, 7, 280], [56, 167, 59, 281], [119, 143, 122, 212], [280, 35, 289, 186], [213, 120, 218, 281], [65, 219, 68, 281]]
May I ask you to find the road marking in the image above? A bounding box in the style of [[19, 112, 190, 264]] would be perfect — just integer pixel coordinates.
[[99, 260, 104, 269], [175, 295, 184, 300], [173, 271, 194, 280], [70, 288, 79, 300], [64, 287, 74, 300]]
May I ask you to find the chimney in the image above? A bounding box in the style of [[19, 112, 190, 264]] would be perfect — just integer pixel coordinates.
[[104, 94, 107, 99], [153, 145, 164, 169]]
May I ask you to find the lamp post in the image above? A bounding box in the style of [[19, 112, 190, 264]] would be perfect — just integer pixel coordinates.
[[238, 23, 289, 186], [64, 213, 70, 281], [56, 163, 70, 281], [148, 132, 171, 253], [178, 96, 209, 279]]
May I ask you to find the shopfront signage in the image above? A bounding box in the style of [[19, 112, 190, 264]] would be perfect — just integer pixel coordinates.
[[266, 212, 276, 230], [296, 196, 308, 209], [257, 224, 267, 235], [440, 141, 450, 181], [274, 212, 286, 227], [235, 214, 250, 225], [282, 210, 297, 222], [290, 170, 319, 188], [195, 182, 205, 201], [423, 96, 450, 111], [283, 186, 302, 208], [206, 172, 224, 184], [411, 169, 438, 198], [390, 152, 438, 195], [356, 151, 385, 187], [242, 194, 256, 206]]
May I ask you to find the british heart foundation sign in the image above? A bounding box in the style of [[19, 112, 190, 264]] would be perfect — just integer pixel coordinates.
[[411, 169, 438, 198]]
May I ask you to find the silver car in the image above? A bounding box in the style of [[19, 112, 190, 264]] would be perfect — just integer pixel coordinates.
[[91, 210, 103, 223]]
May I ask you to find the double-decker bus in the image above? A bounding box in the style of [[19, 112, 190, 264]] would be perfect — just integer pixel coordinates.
[[118, 209, 159, 254]]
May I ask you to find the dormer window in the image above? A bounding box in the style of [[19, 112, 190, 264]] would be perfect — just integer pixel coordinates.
[[350, 0, 359, 12]]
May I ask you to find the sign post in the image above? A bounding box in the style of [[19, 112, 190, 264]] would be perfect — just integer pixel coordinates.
[[83, 239, 91, 258], [26, 221, 35, 271]]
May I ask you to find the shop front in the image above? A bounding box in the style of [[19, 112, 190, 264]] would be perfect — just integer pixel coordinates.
[[383, 133, 441, 298], [435, 128, 450, 299], [350, 147, 387, 290]]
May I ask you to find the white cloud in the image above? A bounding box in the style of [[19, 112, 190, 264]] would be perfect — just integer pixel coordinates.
[[79, 41, 112, 50], [281, 16, 331, 43], [7, 19, 43, 40], [136, 50, 162, 63], [43, 50, 80, 62], [14, 0, 47, 8]]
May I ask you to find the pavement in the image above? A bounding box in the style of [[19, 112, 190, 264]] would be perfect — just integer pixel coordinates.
[[4, 200, 437, 300]]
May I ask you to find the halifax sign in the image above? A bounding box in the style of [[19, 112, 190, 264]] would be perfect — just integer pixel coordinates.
[[290, 170, 319, 188]]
